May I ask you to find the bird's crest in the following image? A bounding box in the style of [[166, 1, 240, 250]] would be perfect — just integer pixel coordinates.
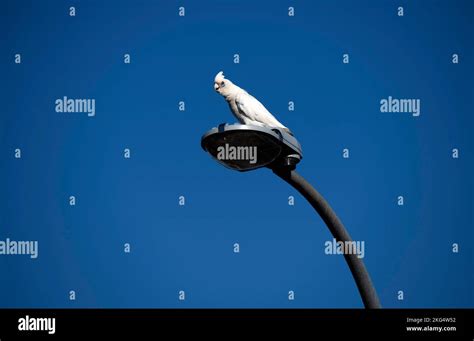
[[214, 71, 225, 83]]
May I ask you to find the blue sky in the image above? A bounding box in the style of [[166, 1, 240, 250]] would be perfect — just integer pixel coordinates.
[[0, 0, 472, 308]]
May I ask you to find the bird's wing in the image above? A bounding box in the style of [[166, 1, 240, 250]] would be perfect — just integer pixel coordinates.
[[235, 92, 286, 128]]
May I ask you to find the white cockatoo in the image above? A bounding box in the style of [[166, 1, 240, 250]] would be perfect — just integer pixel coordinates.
[[213, 71, 293, 135]]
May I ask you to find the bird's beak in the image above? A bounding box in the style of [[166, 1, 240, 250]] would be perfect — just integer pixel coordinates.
[[214, 83, 219, 91]]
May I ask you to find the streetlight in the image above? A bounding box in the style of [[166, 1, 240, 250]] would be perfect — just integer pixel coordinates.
[[201, 123, 381, 309]]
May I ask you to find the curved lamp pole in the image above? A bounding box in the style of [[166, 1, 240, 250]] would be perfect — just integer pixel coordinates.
[[272, 168, 381, 308], [201, 124, 381, 309]]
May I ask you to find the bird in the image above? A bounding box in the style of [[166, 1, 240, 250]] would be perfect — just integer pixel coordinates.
[[213, 71, 293, 135]]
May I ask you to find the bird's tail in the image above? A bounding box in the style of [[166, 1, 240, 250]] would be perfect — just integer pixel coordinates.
[[282, 127, 294, 136]]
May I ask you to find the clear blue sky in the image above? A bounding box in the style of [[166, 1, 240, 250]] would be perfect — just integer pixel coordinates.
[[0, 0, 472, 308]]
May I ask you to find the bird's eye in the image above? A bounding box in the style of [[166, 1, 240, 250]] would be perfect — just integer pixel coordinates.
[[221, 81, 225, 87]]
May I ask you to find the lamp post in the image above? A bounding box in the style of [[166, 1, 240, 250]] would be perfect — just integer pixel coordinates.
[[201, 124, 381, 309]]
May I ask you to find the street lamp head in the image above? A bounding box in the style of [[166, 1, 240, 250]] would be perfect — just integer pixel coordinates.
[[201, 123, 303, 172]]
